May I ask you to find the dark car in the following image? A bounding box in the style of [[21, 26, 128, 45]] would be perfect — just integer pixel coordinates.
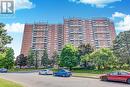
[[0, 68, 8, 73], [53, 69, 72, 77], [100, 71, 130, 84]]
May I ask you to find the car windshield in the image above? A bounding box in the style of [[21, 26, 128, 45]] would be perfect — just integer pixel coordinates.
[[43, 70, 47, 71], [120, 72, 129, 75], [60, 69, 70, 72]]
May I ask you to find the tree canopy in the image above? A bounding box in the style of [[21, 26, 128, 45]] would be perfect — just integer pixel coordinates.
[[82, 48, 117, 70], [0, 23, 13, 51], [60, 44, 79, 70]]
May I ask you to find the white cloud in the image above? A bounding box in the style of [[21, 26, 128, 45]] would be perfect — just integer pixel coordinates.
[[112, 12, 126, 18], [15, 0, 35, 10], [70, 0, 122, 8], [5, 23, 24, 33], [112, 12, 130, 31]]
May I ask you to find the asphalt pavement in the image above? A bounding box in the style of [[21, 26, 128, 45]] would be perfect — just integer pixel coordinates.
[[0, 73, 129, 87]]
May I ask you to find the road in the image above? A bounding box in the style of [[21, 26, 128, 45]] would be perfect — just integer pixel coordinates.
[[0, 73, 129, 87]]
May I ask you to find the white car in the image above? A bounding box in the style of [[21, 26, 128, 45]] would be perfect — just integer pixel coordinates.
[[39, 69, 53, 75]]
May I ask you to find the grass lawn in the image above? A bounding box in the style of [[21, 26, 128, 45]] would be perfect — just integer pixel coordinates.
[[72, 73, 99, 78], [8, 68, 43, 73], [71, 69, 130, 78], [0, 78, 23, 87]]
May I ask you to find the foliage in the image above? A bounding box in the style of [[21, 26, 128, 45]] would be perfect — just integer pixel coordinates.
[[60, 44, 79, 70], [50, 51, 59, 67], [113, 31, 130, 65], [78, 43, 94, 67], [0, 48, 14, 69], [78, 43, 94, 57], [82, 48, 118, 70], [41, 49, 49, 68], [3, 48, 14, 69], [16, 54, 27, 68], [27, 49, 35, 66], [0, 23, 13, 51]]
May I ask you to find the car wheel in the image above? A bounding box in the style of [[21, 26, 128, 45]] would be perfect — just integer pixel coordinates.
[[101, 76, 108, 81], [127, 79, 130, 84]]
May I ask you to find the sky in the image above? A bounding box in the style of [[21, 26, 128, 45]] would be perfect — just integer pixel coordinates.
[[1, 0, 130, 57]]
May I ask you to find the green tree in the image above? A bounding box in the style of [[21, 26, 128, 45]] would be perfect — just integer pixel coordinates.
[[82, 48, 117, 70], [3, 48, 14, 69], [60, 44, 78, 70], [16, 54, 27, 69], [50, 51, 59, 67], [27, 49, 35, 66], [0, 51, 6, 68], [113, 31, 130, 65], [78, 43, 94, 67], [78, 43, 94, 56], [41, 49, 49, 68], [0, 23, 13, 51]]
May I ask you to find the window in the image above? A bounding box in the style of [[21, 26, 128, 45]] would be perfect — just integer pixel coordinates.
[[95, 40, 99, 46], [105, 33, 110, 38], [107, 40, 111, 46], [110, 72, 119, 75], [33, 37, 36, 42], [94, 34, 98, 39], [120, 72, 129, 75]]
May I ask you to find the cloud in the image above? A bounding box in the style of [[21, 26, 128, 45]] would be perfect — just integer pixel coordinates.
[[15, 0, 35, 10], [112, 12, 126, 18], [69, 0, 122, 8], [5, 23, 24, 33], [112, 12, 130, 31]]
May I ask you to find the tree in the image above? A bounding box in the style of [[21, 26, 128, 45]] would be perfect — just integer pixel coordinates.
[[78, 43, 94, 67], [3, 48, 14, 69], [82, 48, 117, 70], [41, 49, 49, 68], [0, 50, 6, 68], [60, 44, 78, 70], [0, 48, 14, 69], [27, 49, 35, 66], [78, 43, 94, 56], [16, 54, 27, 69], [0, 23, 13, 51], [0, 23, 14, 69], [50, 51, 59, 67], [113, 31, 130, 65]]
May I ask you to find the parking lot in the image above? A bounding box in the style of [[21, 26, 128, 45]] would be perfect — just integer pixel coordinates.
[[0, 72, 129, 87]]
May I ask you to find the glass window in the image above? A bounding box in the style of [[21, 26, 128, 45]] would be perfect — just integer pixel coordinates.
[[110, 72, 119, 75], [95, 40, 99, 46], [120, 72, 129, 75]]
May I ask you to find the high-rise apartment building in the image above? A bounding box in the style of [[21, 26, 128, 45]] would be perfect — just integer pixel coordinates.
[[21, 18, 116, 64]]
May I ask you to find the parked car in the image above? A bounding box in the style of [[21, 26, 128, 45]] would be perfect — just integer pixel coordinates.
[[100, 71, 130, 84], [53, 69, 72, 77], [0, 68, 8, 73], [39, 69, 53, 75]]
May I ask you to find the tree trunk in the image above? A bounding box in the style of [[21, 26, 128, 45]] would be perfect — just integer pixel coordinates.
[[69, 67, 72, 71]]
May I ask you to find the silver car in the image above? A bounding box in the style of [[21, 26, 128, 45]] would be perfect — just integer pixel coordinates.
[[39, 69, 53, 75]]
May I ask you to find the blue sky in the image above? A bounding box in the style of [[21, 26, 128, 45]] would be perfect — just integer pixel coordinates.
[[1, 0, 130, 57]]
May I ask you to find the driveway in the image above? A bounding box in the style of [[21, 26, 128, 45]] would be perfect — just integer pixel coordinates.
[[0, 73, 129, 87]]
